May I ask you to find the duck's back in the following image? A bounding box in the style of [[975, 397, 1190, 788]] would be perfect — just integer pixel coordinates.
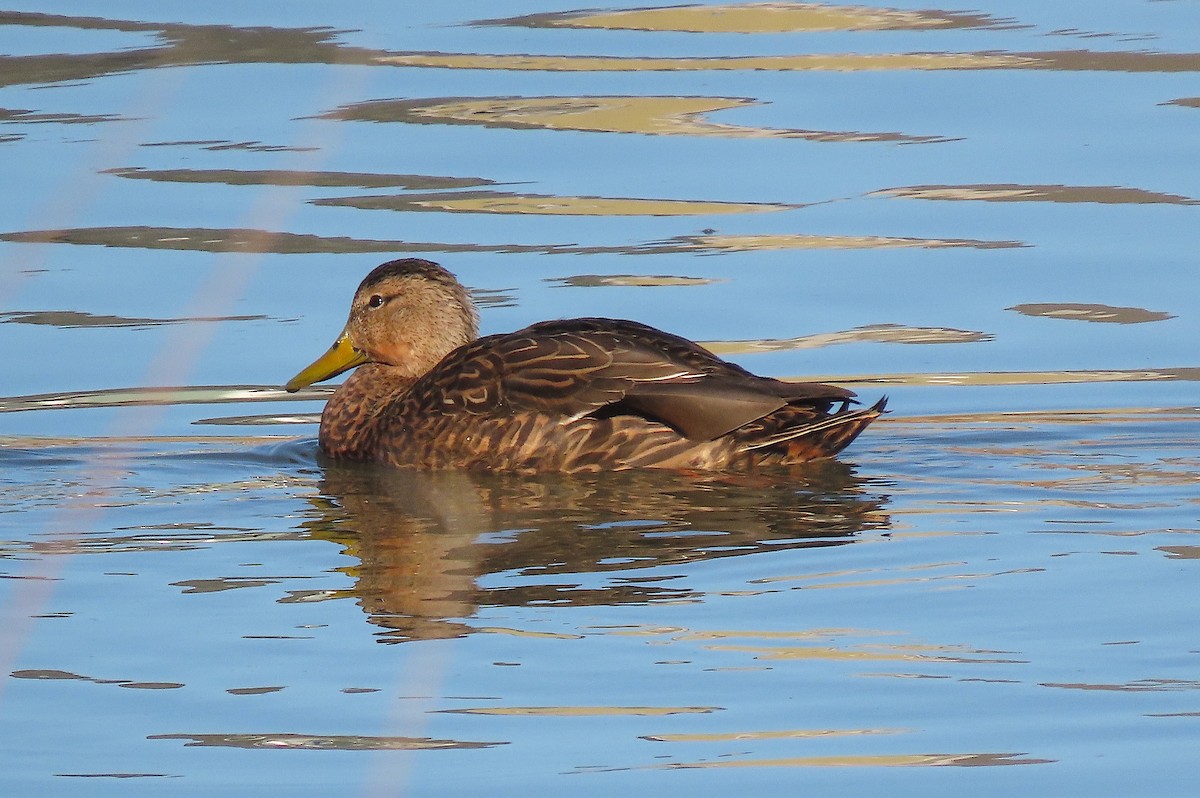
[[358, 319, 880, 472]]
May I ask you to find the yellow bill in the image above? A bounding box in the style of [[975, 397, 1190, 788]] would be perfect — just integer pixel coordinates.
[[285, 332, 368, 392]]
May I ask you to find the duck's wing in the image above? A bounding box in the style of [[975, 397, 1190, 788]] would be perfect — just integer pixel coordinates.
[[420, 319, 855, 441]]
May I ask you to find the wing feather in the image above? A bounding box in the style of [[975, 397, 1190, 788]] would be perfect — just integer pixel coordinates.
[[405, 318, 856, 443]]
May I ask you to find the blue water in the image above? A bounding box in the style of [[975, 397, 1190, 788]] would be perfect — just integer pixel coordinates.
[[2, 1, 1199, 795]]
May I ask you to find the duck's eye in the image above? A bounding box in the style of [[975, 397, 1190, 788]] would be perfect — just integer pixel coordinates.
[[367, 294, 385, 309]]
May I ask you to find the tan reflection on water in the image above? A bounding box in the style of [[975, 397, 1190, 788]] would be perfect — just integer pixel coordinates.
[[1007, 303, 1175, 324], [377, 49, 1200, 75], [441, 705, 719, 716], [702, 324, 991, 355], [1041, 679, 1200, 693], [808, 367, 1200, 387], [0, 309, 267, 328], [744, 566, 1042, 602], [148, 732, 502, 750], [652, 752, 1050, 768], [0, 108, 128, 124], [1158, 546, 1200, 559], [320, 95, 948, 143], [643, 727, 906, 742], [0, 226, 592, 256], [0, 385, 288, 414], [0, 226, 1022, 255], [682, 625, 1025, 665], [674, 232, 1022, 251], [104, 166, 495, 190], [378, 51, 1031, 72], [486, 4, 1013, 33], [873, 184, 1199, 205], [4, 9, 1200, 91], [314, 190, 796, 216], [703, 643, 1019, 663], [553, 274, 722, 288]]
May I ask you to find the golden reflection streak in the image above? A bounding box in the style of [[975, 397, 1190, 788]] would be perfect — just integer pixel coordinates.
[[420, 195, 781, 216], [319, 191, 795, 216], [478, 626, 583, 640], [800, 367, 1200, 387], [873, 183, 1199, 205], [679, 233, 1017, 250], [0, 225, 1020, 254], [1041, 679, 1200, 692], [379, 52, 1030, 72], [643, 727, 907, 742], [147, 732, 500, 751], [748, 570, 1040, 592], [654, 752, 1051, 768], [595, 626, 1021, 664], [103, 166, 494, 190], [441, 706, 720, 717], [705, 645, 922, 662], [556, 274, 721, 287], [701, 324, 990, 355], [674, 628, 884, 641], [494, 3, 1009, 33], [704, 643, 1022, 663], [323, 95, 946, 143]]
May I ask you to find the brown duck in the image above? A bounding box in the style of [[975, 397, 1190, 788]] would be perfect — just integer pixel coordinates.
[[285, 259, 885, 472]]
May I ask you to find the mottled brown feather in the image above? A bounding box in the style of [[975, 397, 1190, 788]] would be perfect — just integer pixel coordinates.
[[287, 258, 885, 473]]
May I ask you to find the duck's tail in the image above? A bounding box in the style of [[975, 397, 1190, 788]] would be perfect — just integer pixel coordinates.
[[740, 396, 887, 461]]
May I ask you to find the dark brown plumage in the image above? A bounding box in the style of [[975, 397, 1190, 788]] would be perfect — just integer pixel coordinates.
[[285, 258, 885, 473]]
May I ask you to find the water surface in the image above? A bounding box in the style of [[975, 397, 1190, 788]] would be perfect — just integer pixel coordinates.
[[1, 1, 1198, 795]]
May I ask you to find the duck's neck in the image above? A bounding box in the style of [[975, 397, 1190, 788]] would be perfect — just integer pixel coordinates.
[[318, 364, 416, 460]]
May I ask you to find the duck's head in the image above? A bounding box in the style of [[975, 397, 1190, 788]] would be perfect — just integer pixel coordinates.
[[285, 258, 479, 392]]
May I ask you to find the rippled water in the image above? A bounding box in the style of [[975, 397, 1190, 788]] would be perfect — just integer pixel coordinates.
[[2, 2, 1198, 795]]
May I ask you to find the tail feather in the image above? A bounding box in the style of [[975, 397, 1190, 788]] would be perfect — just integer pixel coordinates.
[[740, 396, 887, 458]]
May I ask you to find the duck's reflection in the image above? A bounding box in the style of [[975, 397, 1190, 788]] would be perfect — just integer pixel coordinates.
[[303, 463, 889, 641]]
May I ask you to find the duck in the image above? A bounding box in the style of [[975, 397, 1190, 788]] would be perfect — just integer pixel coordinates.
[[285, 258, 885, 472]]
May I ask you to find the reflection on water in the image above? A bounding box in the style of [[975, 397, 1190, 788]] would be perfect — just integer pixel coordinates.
[[304, 463, 888, 641], [0, 11, 366, 88], [3, 7, 1200, 99], [482, 3, 1016, 33], [377, 51, 1033, 73], [0, 226, 1023, 255], [0, 310, 268, 328], [702, 323, 991, 355], [0, 108, 128, 125], [640, 751, 1051, 769], [873, 184, 1200, 205], [552, 274, 722, 288], [3, 0, 1200, 792], [320, 95, 950, 143], [104, 166, 497, 190], [148, 732, 503, 751], [1007, 303, 1174, 325], [663, 232, 1023, 251], [313, 190, 795, 217]]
